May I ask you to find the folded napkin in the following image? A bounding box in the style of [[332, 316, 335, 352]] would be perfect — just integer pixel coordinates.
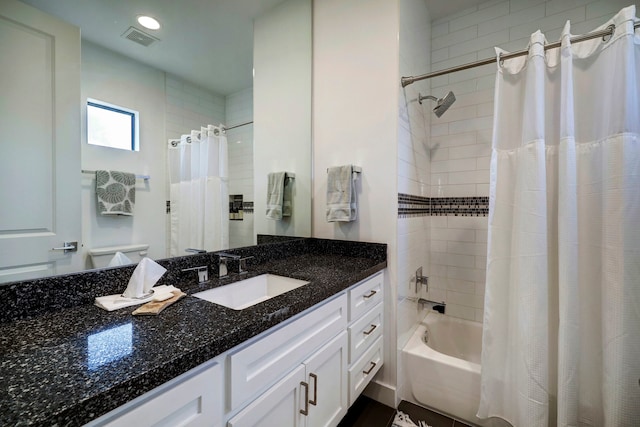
[[95, 285, 180, 312], [326, 165, 358, 222], [96, 170, 136, 216], [266, 172, 286, 220]]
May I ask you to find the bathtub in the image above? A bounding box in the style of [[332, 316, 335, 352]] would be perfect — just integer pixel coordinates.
[[403, 312, 508, 427]]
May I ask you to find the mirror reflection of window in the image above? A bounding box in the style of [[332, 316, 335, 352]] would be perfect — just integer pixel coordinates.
[[87, 98, 139, 151], [87, 323, 133, 370]]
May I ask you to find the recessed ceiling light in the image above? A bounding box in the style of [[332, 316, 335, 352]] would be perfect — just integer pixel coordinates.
[[137, 15, 160, 30]]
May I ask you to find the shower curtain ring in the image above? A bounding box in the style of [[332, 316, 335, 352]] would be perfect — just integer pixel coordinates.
[[603, 24, 615, 42]]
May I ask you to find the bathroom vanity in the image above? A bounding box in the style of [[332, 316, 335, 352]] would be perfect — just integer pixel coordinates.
[[0, 238, 386, 426]]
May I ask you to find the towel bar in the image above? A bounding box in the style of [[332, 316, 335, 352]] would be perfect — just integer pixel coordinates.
[[326, 166, 362, 173], [82, 169, 150, 181]]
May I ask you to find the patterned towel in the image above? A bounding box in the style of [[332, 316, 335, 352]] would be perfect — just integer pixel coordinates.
[[96, 170, 136, 215]]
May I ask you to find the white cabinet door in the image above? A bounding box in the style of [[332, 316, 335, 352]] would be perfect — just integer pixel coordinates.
[[228, 365, 306, 427], [90, 362, 223, 427], [303, 331, 348, 427], [0, 0, 82, 283]]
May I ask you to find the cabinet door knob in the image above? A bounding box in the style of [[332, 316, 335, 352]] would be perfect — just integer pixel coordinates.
[[363, 290, 377, 299], [363, 361, 377, 375], [300, 381, 310, 416], [309, 373, 318, 406]]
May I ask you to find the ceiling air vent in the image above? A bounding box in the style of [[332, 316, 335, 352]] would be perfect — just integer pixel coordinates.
[[121, 27, 159, 47]]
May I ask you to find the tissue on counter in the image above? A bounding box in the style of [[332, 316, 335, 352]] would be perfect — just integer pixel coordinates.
[[122, 257, 167, 299], [94, 258, 173, 311]]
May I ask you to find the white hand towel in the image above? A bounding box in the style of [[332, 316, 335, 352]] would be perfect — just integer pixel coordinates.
[[95, 285, 179, 312], [326, 165, 357, 222], [266, 172, 286, 220], [122, 257, 167, 299], [96, 170, 136, 216]]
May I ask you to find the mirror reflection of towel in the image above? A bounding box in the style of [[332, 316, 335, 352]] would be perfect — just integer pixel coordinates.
[[96, 170, 136, 216], [266, 172, 286, 220], [326, 165, 357, 222]]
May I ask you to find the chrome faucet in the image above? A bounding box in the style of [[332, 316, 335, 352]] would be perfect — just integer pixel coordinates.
[[181, 265, 209, 283], [238, 256, 254, 275], [217, 253, 241, 278], [415, 266, 428, 293], [185, 248, 206, 254]]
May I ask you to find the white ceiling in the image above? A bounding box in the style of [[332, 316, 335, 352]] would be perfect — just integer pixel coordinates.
[[20, 0, 285, 96], [20, 0, 485, 96]]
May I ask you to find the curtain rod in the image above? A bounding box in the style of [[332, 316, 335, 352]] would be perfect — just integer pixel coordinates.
[[222, 121, 253, 131], [401, 22, 640, 87]]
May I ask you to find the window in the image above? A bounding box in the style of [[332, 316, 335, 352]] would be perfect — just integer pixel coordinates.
[[87, 98, 139, 151]]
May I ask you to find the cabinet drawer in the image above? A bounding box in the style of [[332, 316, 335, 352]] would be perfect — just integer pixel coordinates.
[[91, 362, 222, 427], [348, 272, 383, 322], [229, 295, 347, 410], [348, 336, 383, 406], [348, 303, 383, 364]]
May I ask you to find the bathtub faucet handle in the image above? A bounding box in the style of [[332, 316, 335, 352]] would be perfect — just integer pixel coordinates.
[[415, 267, 429, 293]]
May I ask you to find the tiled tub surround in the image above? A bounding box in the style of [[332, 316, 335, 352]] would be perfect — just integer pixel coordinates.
[[397, 194, 488, 322], [0, 238, 386, 426]]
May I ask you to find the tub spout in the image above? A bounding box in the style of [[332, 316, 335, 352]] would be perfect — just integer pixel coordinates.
[[418, 298, 446, 314]]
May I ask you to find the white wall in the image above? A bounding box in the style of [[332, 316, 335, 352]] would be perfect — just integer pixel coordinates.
[[81, 41, 226, 267], [396, 0, 431, 403], [226, 87, 254, 248], [427, 0, 637, 322], [253, 0, 312, 242], [312, 0, 400, 407], [81, 42, 166, 267]]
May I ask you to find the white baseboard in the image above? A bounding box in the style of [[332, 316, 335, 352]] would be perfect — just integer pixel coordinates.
[[363, 380, 397, 408]]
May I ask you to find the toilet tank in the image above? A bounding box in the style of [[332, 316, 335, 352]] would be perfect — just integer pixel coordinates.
[[88, 244, 149, 268]]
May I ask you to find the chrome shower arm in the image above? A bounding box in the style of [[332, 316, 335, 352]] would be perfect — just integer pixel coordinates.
[[418, 93, 438, 105]]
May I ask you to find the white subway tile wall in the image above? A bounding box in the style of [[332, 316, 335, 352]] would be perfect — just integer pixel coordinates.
[[164, 74, 225, 141], [427, 0, 635, 322], [226, 87, 254, 249]]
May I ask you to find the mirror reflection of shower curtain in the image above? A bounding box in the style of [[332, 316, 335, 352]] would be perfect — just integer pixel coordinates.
[[168, 125, 229, 256]]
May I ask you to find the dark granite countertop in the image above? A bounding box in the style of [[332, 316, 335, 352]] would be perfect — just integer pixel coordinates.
[[0, 239, 386, 426]]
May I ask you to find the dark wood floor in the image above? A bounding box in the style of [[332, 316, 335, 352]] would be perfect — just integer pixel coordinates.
[[337, 396, 472, 427]]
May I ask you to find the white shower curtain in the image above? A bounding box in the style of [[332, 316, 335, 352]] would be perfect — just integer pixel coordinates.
[[168, 125, 229, 256], [478, 6, 640, 427]]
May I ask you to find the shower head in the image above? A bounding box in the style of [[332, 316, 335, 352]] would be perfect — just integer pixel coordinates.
[[418, 91, 456, 117]]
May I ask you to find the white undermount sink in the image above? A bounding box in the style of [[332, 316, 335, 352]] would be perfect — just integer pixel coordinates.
[[192, 274, 310, 310]]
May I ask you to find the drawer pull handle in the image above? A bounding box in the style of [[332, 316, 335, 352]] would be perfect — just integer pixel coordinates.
[[363, 290, 377, 299], [363, 324, 377, 335], [309, 373, 318, 406], [363, 361, 377, 375], [300, 381, 310, 415]]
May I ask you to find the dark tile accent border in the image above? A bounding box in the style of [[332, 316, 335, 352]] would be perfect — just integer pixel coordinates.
[[398, 193, 488, 218], [431, 196, 489, 216]]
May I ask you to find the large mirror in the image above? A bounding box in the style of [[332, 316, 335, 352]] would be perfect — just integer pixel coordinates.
[[0, 0, 311, 282]]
